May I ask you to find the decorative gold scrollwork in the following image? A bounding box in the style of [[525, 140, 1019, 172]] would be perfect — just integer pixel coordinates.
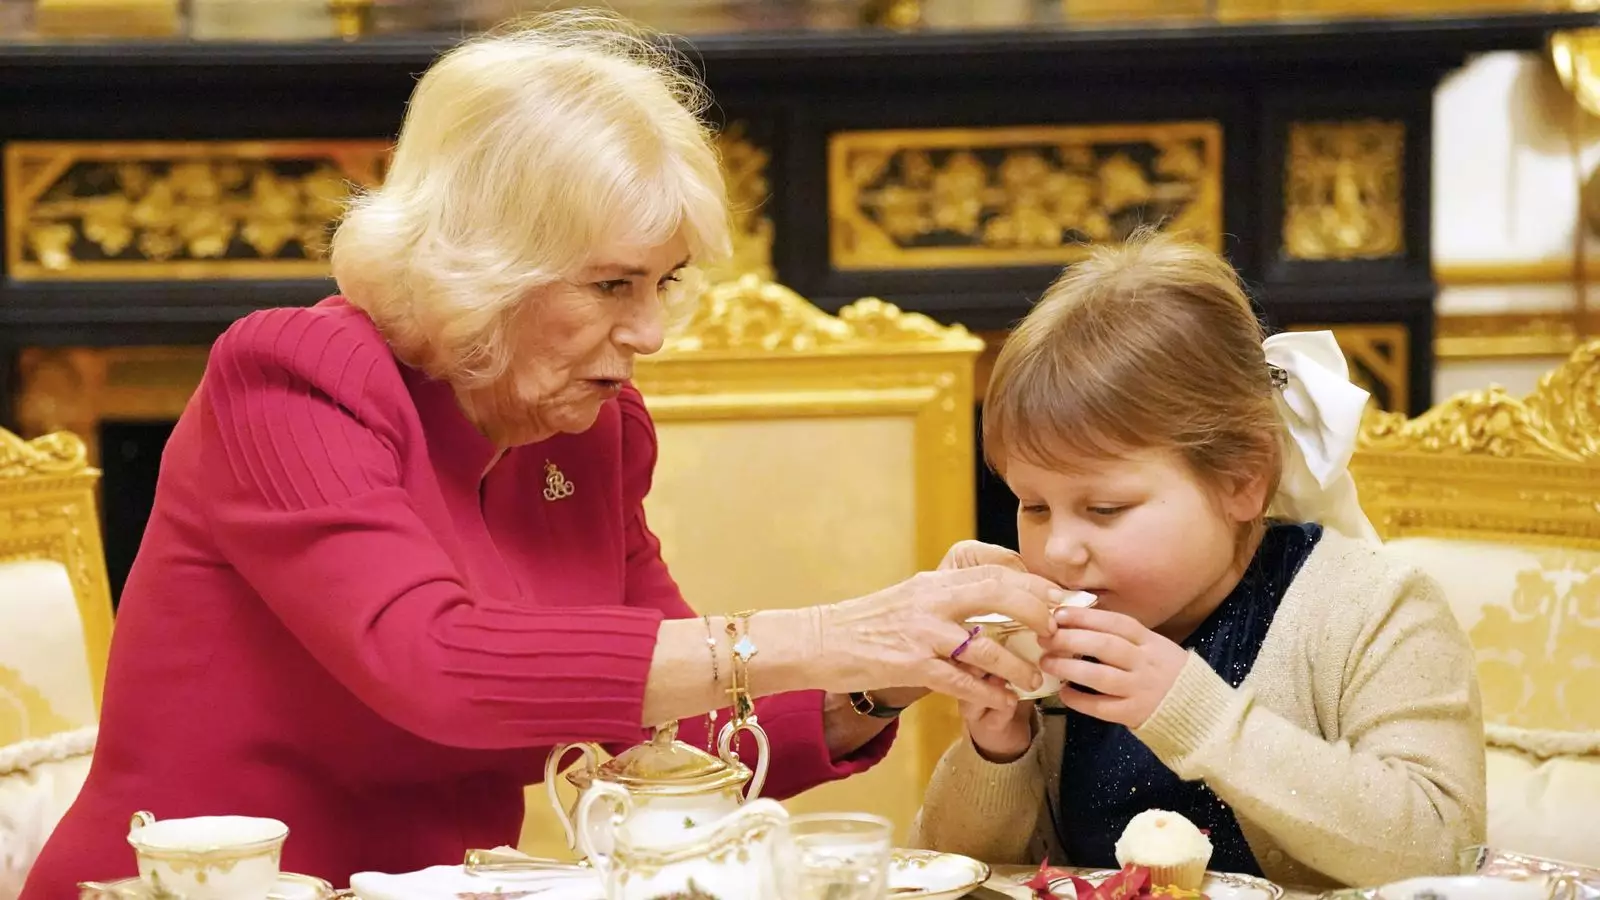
[[1358, 339, 1600, 462], [828, 122, 1223, 270], [662, 274, 983, 356], [0, 429, 89, 480], [1283, 120, 1405, 260]]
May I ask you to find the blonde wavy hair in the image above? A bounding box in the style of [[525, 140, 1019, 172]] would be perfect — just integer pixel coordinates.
[[984, 230, 1283, 547], [330, 9, 732, 388]]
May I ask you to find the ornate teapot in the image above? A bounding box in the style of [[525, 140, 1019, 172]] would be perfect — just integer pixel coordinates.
[[546, 719, 771, 853], [546, 719, 785, 899]]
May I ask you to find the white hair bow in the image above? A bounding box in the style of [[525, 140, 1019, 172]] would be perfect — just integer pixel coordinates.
[[1262, 331, 1379, 542]]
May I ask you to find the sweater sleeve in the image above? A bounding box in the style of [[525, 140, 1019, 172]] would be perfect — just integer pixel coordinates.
[[198, 309, 666, 751], [613, 387, 896, 799], [1133, 571, 1487, 886], [907, 710, 1048, 864]]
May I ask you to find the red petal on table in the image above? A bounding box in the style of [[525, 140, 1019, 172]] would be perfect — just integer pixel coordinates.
[[1024, 859, 1089, 900], [1092, 864, 1151, 899]]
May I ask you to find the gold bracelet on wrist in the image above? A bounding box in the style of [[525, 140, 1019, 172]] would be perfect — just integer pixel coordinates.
[[702, 614, 722, 752], [724, 610, 758, 725]]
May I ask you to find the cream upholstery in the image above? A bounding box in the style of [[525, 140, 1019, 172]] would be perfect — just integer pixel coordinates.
[[519, 276, 984, 857], [1352, 341, 1600, 866], [0, 428, 112, 897]]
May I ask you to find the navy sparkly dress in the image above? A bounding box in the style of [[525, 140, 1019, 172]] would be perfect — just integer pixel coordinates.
[[1050, 522, 1323, 875]]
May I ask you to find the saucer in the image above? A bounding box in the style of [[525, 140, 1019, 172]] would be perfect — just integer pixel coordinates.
[[1373, 875, 1550, 900], [79, 872, 334, 899], [888, 848, 990, 900], [1059, 869, 1285, 900]]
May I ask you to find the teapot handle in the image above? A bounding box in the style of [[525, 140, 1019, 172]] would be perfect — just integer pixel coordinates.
[[716, 718, 770, 802], [545, 743, 600, 851], [127, 811, 155, 837], [573, 781, 631, 877]]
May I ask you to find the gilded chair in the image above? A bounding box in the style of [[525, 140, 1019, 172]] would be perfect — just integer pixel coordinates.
[[521, 276, 985, 856], [1352, 341, 1600, 866], [0, 427, 112, 896]]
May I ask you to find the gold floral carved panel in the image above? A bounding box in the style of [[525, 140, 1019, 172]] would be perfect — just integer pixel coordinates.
[[3, 141, 392, 280], [709, 123, 775, 284], [4, 127, 774, 282], [1283, 120, 1405, 261], [828, 122, 1223, 271]]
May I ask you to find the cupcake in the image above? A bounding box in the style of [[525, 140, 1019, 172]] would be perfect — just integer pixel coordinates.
[[1113, 809, 1212, 891]]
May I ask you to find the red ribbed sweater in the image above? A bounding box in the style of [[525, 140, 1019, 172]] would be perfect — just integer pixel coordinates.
[[24, 298, 892, 895]]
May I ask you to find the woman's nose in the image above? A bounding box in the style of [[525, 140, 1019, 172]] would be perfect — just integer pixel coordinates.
[[618, 292, 665, 356]]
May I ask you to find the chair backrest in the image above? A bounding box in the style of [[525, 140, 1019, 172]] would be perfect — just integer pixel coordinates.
[[640, 275, 984, 837], [0, 428, 113, 746], [518, 276, 984, 855], [1351, 340, 1600, 739]]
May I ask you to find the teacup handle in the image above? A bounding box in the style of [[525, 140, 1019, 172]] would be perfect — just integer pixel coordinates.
[[573, 782, 631, 876], [544, 743, 600, 851], [716, 718, 770, 802], [127, 811, 155, 836]]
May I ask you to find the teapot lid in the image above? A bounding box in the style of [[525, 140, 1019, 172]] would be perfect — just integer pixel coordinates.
[[586, 721, 751, 795]]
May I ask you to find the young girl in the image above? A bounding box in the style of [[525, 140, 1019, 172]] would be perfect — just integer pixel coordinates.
[[911, 232, 1486, 892]]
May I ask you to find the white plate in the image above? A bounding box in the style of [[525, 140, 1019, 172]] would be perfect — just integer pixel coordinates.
[[80, 872, 334, 899], [1375, 875, 1550, 900], [350, 863, 602, 900], [889, 848, 991, 900], [1055, 869, 1285, 900]]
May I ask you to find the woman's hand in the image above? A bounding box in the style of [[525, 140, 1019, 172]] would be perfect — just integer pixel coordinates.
[[938, 540, 1026, 573], [961, 675, 1035, 763], [1039, 606, 1190, 729], [817, 565, 1064, 711]]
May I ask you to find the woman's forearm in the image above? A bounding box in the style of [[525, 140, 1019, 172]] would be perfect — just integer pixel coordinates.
[[641, 566, 1061, 731], [641, 609, 832, 727], [644, 611, 925, 759]]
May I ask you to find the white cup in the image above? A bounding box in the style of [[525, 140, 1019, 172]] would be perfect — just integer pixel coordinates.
[[127, 811, 288, 900], [968, 591, 1096, 700]]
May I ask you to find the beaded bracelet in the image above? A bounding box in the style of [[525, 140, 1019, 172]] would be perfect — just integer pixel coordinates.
[[702, 614, 722, 753]]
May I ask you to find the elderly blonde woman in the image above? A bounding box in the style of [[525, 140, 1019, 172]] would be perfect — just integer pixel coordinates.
[[22, 11, 1065, 895]]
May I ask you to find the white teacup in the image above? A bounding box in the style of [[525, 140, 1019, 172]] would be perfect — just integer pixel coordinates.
[[127, 811, 288, 900], [967, 591, 1096, 700]]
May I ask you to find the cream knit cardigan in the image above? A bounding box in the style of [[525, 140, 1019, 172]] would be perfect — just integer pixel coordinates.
[[909, 531, 1487, 892]]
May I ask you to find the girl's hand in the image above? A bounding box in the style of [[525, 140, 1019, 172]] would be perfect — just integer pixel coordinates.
[[961, 674, 1035, 763], [1040, 606, 1190, 729]]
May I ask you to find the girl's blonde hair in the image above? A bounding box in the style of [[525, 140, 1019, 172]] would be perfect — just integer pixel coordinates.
[[330, 8, 731, 388], [984, 230, 1282, 520]]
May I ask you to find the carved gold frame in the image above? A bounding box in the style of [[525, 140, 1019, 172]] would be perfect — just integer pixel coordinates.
[[1353, 339, 1600, 550], [0, 428, 115, 709], [826, 121, 1224, 270], [3, 140, 391, 281], [634, 275, 986, 778]]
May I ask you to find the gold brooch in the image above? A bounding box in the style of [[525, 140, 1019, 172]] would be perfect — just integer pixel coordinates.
[[542, 461, 575, 501]]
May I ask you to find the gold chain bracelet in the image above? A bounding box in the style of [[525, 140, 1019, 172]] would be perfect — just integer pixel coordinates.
[[724, 610, 758, 726]]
